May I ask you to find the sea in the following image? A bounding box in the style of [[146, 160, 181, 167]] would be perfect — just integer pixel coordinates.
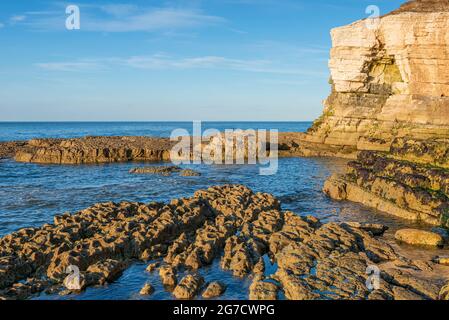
[[0, 122, 436, 300]]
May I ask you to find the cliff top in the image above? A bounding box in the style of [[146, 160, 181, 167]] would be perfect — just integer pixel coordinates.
[[388, 0, 449, 15]]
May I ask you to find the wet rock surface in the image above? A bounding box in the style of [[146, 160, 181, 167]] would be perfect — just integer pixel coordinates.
[[139, 283, 155, 296], [324, 142, 449, 228], [13, 136, 175, 164], [0, 141, 27, 159], [130, 166, 182, 176], [395, 229, 444, 247], [202, 281, 225, 299], [129, 166, 202, 177], [7, 133, 309, 164], [0, 184, 448, 300], [180, 169, 202, 177], [173, 274, 205, 299], [249, 277, 279, 300]]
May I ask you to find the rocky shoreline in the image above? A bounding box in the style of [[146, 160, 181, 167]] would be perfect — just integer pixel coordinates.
[[324, 138, 449, 228], [1, 0, 449, 301], [0, 185, 448, 300], [0, 133, 312, 165]]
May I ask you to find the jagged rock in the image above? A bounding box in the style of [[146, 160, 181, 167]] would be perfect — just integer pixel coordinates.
[[202, 281, 226, 299], [0, 184, 447, 301], [392, 286, 426, 300], [145, 262, 160, 273], [172, 274, 204, 299], [139, 283, 155, 296], [0, 141, 26, 159], [180, 169, 201, 177], [129, 166, 181, 176], [433, 256, 449, 266], [221, 236, 262, 277], [249, 277, 278, 300], [159, 266, 177, 288], [10, 133, 303, 164], [386, 269, 441, 300], [86, 259, 126, 285], [439, 282, 449, 300], [343, 222, 388, 236], [253, 258, 265, 275], [324, 148, 449, 227], [395, 229, 444, 247], [14, 136, 175, 164]]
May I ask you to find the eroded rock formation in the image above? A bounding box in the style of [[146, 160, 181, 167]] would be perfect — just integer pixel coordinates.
[[324, 138, 449, 227], [13, 137, 175, 164], [318, 1, 449, 229], [299, 0, 449, 158], [1, 185, 448, 300], [9, 134, 290, 164]]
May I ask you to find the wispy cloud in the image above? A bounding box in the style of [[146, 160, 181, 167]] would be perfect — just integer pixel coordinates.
[[0, 23, 4, 29], [35, 54, 327, 77], [86, 8, 225, 32], [35, 61, 102, 72], [119, 55, 270, 71], [10, 15, 26, 23], [11, 4, 225, 32]]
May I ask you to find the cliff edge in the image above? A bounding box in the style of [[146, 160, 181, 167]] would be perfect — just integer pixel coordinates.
[[322, 0, 449, 228], [301, 0, 449, 157]]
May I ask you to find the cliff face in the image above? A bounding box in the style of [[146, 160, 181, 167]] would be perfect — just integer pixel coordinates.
[[322, 0, 449, 228], [303, 0, 449, 156]]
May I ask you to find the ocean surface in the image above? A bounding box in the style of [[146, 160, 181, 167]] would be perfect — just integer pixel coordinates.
[[0, 122, 438, 300], [0, 121, 312, 142]]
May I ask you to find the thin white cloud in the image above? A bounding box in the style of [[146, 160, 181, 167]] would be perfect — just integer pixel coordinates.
[[35, 54, 327, 77], [0, 23, 4, 29], [88, 8, 224, 32], [12, 5, 225, 32], [119, 55, 270, 71], [35, 61, 102, 72], [99, 4, 139, 16], [10, 15, 26, 23]]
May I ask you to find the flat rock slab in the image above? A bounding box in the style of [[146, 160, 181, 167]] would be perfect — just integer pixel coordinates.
[[395, 229, 445, 247]]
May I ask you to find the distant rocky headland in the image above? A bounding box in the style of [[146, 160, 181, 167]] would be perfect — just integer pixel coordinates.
[[1, 0, 449, 300]]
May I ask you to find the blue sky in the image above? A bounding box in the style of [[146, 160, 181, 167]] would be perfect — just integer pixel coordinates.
[[0, 0, 405, 121]]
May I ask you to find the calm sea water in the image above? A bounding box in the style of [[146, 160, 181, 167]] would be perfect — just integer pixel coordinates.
[[0, 122, 437, 300], [0, 122, 312, 142]]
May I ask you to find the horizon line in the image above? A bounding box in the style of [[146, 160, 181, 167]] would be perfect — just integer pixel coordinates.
[[0, 120, 315, 123]]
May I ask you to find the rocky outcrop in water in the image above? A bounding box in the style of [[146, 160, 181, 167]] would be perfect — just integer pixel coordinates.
[[0, 141, 27, 160], [129, 166, 182, 176], [202, 281, 225, 299], [297, 0, 449, 158], [10, 134, 298, 164], [1, 185, 448, 300], [13, 137, 175, 164], [129, 166, 202, 177], [324, 138, 449, 227]]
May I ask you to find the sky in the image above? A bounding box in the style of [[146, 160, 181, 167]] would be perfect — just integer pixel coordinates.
[[0, 0, 406, 121]]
